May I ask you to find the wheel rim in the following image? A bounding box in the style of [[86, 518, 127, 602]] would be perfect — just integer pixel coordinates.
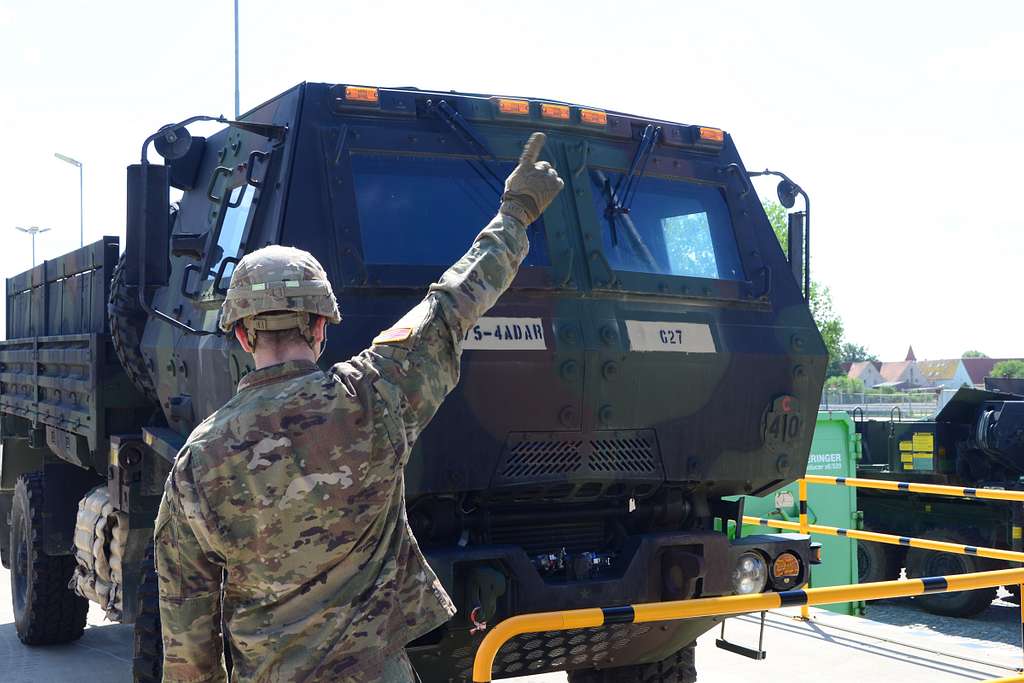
[[924, 553, 970, 604], [11, 508, 29, 616], [857, 545, 869, 582]]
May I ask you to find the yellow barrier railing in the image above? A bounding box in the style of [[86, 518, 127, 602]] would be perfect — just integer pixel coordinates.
[[804, 473, 1024, 503], [743, 515, 1024, 564], [471, 567, 1024, 681]]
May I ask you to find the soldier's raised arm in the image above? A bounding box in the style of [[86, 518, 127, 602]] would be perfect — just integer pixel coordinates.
[[354, 133, 563, 447]]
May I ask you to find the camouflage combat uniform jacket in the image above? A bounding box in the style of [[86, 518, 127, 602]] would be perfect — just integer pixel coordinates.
[[155, 212, 530, 682]]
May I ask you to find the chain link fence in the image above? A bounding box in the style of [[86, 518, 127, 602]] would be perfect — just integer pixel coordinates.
[[819, 390, 940, 419]]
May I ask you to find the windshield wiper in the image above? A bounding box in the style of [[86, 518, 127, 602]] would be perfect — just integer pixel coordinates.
[[605, 124, 662, 239], [597, 123, 661, 271], [427, 99, 504, 197], [595, 169, 660, 273]]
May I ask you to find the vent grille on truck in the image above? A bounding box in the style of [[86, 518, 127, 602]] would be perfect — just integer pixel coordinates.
[[500, 439, 583, 478], [488, 519, 605, 556], [449, 624, 658, 679], [493, 430, 664, 488]]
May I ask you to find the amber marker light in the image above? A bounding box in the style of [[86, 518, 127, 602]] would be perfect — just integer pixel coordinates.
[[773, 552, 801, 579], [541, 103, 570, 120], [497, 98, 531, 115], [580, 109, 608, 126], [698, 126, 725, 143], [345, 86, 379, 103]]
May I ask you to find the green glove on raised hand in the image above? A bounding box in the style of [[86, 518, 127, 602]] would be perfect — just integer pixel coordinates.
[[499, 132, 565, 226]]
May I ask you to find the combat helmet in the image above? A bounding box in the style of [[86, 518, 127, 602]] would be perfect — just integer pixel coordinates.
[[219, 245, 341, 347]]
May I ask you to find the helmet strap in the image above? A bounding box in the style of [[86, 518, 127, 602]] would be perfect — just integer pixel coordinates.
[[241, 312, 316, 351]]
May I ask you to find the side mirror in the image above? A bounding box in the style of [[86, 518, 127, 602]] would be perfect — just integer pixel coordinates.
[[125, 163, 171, 288], [777, 179, 798, 209], [153, 125, 193, 160]]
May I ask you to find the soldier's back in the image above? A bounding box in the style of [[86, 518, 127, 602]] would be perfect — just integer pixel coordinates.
[[182, 357, 441, 680]]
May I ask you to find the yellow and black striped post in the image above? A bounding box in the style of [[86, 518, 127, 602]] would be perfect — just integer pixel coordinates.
[[471, 568, 1024, 681], [798, 478, 809, 619]]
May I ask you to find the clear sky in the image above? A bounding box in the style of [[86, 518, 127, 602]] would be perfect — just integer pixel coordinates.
[[1, 0, 1021, 360]]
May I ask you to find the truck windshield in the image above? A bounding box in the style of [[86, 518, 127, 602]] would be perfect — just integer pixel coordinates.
[[350, 153, 550, 268], [590, 170, 744, 281]]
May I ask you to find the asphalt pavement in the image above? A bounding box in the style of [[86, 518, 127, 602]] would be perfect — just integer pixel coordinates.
[[0, 563, 1020, 683]]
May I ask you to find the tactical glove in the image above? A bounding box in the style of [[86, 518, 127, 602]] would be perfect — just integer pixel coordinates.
[[499, 132, 565, 226]]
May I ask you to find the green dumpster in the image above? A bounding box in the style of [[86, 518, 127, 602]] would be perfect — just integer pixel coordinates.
[[737, 411, 864, 615]]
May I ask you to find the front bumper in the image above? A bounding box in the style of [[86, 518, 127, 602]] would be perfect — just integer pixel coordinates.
[[410, 530, 811, 681]]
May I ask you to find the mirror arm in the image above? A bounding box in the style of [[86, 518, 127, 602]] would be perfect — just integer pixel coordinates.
[[749, 168, 810, 301]]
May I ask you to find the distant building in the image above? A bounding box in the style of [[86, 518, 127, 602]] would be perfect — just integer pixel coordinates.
[[848, 361, 884, 388], [917, 359, 972, 390], [962, 357, 1024, 387], [877, 360, 928, 390], [845, 346, 1022, 392]]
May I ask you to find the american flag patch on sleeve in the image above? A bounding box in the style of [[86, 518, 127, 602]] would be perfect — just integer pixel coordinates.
[[373, 327, 414, 345]]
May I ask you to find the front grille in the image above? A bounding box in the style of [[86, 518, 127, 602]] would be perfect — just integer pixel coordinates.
[[451, 625, 655, 679], [500, 439, 583, 478], [590, 437, 658, 473], [489, 519, 605, 556], [493, 430, 664, 487]]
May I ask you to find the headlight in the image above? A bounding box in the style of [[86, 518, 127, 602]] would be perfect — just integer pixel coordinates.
[[732, 552, 768, 595]]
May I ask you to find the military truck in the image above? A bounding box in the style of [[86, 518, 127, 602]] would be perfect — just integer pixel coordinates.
[[855, 381, 1024, 617], [0, 82, 826, 681]]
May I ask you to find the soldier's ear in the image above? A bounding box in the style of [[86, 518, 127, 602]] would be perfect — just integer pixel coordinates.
[[312, 316, 328, 345], [235, 323, 255, 353]]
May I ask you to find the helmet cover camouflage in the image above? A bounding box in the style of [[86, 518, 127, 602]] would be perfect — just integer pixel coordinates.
[[219, 245, 341, 333]]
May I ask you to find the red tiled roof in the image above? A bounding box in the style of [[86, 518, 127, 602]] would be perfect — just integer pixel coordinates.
[[880, 361, 911, 383], [963, 358, 1024, 384]]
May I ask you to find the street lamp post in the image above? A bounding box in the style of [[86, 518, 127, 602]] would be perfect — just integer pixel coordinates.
[[54, 153, 83, 247], [234, 0, 240, 118], [15, 226, 51, 267]]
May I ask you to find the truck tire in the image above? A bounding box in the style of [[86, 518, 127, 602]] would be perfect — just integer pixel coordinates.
[[10, 473, 89, 645], [132, 542, 163, 683], [567, 643, 695, 683], [857, 541, 902, 584], [109, 253, 158, 404], [905, 529, 996, 618]]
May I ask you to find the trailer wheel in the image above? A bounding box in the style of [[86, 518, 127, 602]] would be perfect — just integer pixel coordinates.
[[905, 528, 996, 618], [132, 542, 163, 683], [109, 253, 158, 404], [566, 642, 695, 683], [857, 541, 902, 584], [10, 473, 89, 645]]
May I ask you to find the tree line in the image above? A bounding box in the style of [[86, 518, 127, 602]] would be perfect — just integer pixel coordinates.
[[762, 201, 1024, 386]]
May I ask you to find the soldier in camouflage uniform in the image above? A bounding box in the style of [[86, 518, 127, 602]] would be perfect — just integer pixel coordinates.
[[155, 133, 564, 682]]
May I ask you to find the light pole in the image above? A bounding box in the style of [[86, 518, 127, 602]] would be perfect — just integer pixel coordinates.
[[54, 152, 83, 247], [234, 0, 240, 118], [15, 226, 51, 267]]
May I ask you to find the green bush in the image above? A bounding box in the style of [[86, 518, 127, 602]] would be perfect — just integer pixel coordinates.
[[991, 360, 1024, 379]]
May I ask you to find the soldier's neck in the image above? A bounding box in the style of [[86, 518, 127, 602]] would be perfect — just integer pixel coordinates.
[[252, 344, 318, 369]]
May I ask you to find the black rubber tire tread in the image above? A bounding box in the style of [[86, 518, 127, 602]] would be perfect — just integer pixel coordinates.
[[857, 540, 903, 584], [108, 253, 158, 404], [905, 527, 997, 618], [132, 541, 163, 683], [10, 473, 89, 645], [567, 642, 696, 683]]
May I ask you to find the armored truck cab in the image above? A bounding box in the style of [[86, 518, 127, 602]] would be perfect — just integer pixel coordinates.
[[0, 82, 826, 682]]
